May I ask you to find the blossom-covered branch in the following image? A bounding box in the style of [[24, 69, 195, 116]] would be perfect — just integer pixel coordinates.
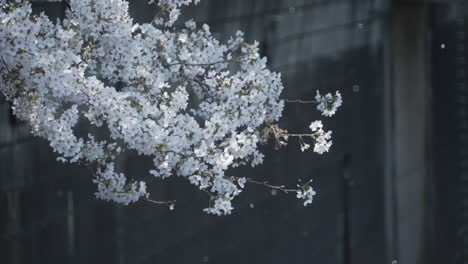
[[0, 0, 341, 215], [286, 90, 342, 117]]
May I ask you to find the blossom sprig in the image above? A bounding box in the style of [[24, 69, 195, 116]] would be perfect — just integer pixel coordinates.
[[93, 162, 149, 205], [0, 0, 340, 215], [285, 90, 343, 117], [148, 0, 201, 27], [143, 197, 176, 211], [79, 159, 176, 209], [315, 90, 342, 117], [230, 176, 296, 193], [243, 176, 317, 208], [262, 120, 333, 154], [296, 181, 317, 206], [230, 176, 317, 208]]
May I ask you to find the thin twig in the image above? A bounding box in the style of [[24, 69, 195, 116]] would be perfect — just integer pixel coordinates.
[[282, 133, 314, 137], [142, 197, 176, 206], [169, 59, 235, 67], [0, 55, 10, 72], [159, 148, 193, 159], [179, 72, 212, 91], [240, 177, 297, 193], [284, 99, 317, 104]]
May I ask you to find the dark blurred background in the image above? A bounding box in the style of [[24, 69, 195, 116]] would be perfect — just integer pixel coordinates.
[[1, 0, 466, 263]]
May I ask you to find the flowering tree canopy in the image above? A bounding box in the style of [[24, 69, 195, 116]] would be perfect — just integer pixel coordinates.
[[0, 0, 342, 215]]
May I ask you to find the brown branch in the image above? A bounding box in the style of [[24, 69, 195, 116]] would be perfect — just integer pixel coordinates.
[[284, 99, 317, 104], [0, 56, 10, 72], [179, 72, 212, 91], [142, 197, 176, 207], [168, 53, 246, 67], [169, 59, 236, 67], [282, 133, 314, 137], [245, 178, 297, 193]]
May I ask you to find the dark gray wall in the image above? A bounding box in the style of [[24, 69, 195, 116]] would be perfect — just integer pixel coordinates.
[[1, 1, 391, 264], [431, 1, 468, 264]]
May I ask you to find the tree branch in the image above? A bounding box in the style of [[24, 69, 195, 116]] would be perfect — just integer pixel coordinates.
[[284, 99, 317, 104]]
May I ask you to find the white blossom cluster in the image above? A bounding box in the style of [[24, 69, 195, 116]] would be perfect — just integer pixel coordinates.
[[296, 185, 316, 206], [309, 120, 332, 154], [0, 0, 340, 214], [315, 90, 342, 117], [93, 163, 149, 205], [149, 0, 201, 26]]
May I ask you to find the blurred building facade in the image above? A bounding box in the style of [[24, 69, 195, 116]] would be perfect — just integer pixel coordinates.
[[1, 0, 466, 264]]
